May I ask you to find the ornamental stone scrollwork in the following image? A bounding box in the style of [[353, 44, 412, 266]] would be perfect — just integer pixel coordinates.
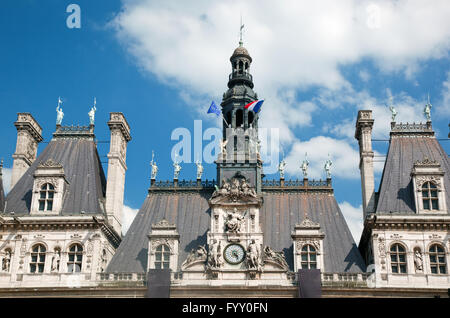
[[378, 237, 386, 270], [297, 217, 320, 229], [414, 157, 439, 166], [262, 246, 289, 271], [415, 176, 441, 191], [150, 238, 174, 254], [181, 245, 207, 270], [38, 158, 63, 168], [35, 178, 59, 191], [296, 239, 320, 252]]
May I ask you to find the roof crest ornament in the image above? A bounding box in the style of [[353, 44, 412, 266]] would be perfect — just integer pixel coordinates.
[[387, 95, 397, 122], [88, 97, 97, 126], [239, 15, 244, 47]]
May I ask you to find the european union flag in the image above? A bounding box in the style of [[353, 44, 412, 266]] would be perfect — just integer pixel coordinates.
[[207, 101, 221, 117]]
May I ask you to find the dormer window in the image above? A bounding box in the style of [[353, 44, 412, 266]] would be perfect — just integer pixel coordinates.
[[39, 183, 55, 211], [292, 218, 325, 271], [30, 159, 68, 215], [411, 158, 447, 214], [422, 182, 439, 210], [147, 220, 179, 272]]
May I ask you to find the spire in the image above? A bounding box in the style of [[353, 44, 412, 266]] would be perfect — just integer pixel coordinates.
[[239, 16, 244, 47]]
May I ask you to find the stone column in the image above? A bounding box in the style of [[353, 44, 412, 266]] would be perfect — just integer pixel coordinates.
[[11, 113, 43, 189], [355, 110, 375, 219], [105, 113, 131, 236]]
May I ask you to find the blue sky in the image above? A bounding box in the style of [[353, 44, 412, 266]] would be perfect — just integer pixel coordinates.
[[1, 0, 449, 241]]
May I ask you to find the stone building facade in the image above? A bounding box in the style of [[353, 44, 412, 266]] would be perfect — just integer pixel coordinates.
[[0, 41, 448, 297]]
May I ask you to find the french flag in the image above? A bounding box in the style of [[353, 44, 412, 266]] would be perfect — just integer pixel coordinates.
[[244, 99, 264, 113]]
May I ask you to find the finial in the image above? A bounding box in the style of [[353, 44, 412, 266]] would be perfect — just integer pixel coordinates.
[[239, 15, 244, 47], [0, 158, 3, 176], [301, 152, 309, 178]]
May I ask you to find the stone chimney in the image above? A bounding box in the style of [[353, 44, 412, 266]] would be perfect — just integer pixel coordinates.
[[105, 113, 131, 236], [11, 113, 43, 189], [355, 110, 375, 219]]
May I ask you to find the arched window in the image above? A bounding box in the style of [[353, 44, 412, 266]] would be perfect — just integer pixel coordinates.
[[301, 245, 317, 269], [155, 244, 170, 269], [67, 244, 83, 273], [429, 244, 446, 274], [422, 182, 439, 210], [30, 244, 46, 273], [238, 61, 243, 74], [248, 111, 254, 126], [236, 109, 243, 128], [39, 183, 55, 211], [390, 243, 407, 274]]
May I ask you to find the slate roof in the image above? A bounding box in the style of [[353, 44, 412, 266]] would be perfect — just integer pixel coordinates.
[[107, 188, 365, 273], [375, 135, 450, 214], [4, 137, 107, 216]]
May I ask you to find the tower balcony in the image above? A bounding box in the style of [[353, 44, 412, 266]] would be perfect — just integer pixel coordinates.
[[228, 71, 254, 88]]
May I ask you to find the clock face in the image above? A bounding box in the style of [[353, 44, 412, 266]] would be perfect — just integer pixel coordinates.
[[224, 244, 246, 265]]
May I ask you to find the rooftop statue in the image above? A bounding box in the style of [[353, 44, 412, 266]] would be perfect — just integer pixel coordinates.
[[389, 105, 397, 122], [173, 157, 182, 179], [324, 154, 333, 178], [150, 151, 158, 179], [278, 160, 286, 178], [195, 160, 203, 179], [301, 153, 309, 177], [424, 94, 432, 121], [88, 97, 97, 125], [56, 97, 64, 125]]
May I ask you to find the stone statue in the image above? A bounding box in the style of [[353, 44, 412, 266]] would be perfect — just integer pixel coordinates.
[[173, 160, 181, 179], [220, 139, 228, 157], [183, 245, 207, 268], [208, 240, 223, 269], [51, 249, 60, 272], [195, 160, 203, 179], [414, 250, 423, 272], [56, 97, 64, 125], [247, 240, 262, 271], [241, 179, 257, 198], [424, 98, 432, 121], [263, 246, 289, 270], [278, 160, 286, 178], [100, 249, 108, 272], [211, 180, 231, 198], [389, 105, 397, 122], [150, 160, 158, 179], [324, 155, 333, 178], [88, 98, 97, 125], [2, 250, 11, 272], [225, 208, 246, 233], [301, 153, 309, 177]]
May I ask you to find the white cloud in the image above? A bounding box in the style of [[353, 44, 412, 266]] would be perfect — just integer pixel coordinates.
[[284, 136, 360, 179], [438, 71, 450, 117], [359, 69, 370, 82], [122, 205, 139, 236], [112, 0, 450, 145], [2, 167, 11, 195], [339, 201, 363, 244]]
